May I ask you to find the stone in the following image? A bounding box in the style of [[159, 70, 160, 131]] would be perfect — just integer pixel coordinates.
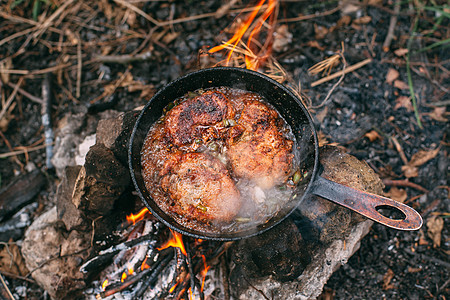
[[72, 144, 130, 216], [51, 110, 121, 178], [21, 207, 91, 300], [96, 110, 140, 165], [231, 146, 384, 299], [56, 166, 86, 231]]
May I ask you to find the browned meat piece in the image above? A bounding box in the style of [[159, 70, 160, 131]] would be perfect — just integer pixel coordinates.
[[226, 100, 293, 189], [160, 153, 241, 223], [164, 91, 233, 146]]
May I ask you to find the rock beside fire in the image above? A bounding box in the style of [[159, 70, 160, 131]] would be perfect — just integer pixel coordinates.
[[96, 110, 141, 165], [72, 144, 130, 216], [22, 207, 91, 299], [22, 112, 138, 299], [231, 146, 384, 299]]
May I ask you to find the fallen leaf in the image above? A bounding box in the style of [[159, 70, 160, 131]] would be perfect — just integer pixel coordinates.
[[401, 165, 418, 178], [315, 106, 328, 123], [353, 15, 372, 24], [100, 0, 113, 20], [125, 10, 136, 27], [382, 268, 396, 290], [407, 267, 422, 273], [385, 187, 407, 203], [394, 48, 408, 56], [317, 130, 329, 147], [0, 56, 12, 84], [394, 96, 413, 111], [393, 80, 409, 90], [314, 24, 329, 40], [428, 107, 448, 122], [364, 130, 382, 142], [418, 229, 429, 245], [272, 25, 293, 52], [0, 242, 29, 277], [385, 68, 399, 84], [336, 15, 352, 27], [408, 147, 440, 167], [340, 2, 360, 15], [306, 40, 325, 51], [427, 215, 444, 248], [162, 31, 181, 45]]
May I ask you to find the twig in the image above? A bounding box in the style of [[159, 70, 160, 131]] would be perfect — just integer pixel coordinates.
[[280, 6, 340, 23], [383, 0, 401, 52], [95, 51, 153, 64], [0, 77, 23, 121], [0, 63, 73, 76], [158, 4, 269, 27], [215, 0, 240, 18], [32, 0, 75, 40], [0, 270, 35, 283], [76, 35, 82, 99], [6, 82, 43, 104], [80, 233, 156, 273], [390, 136, 409, 165], [243, 277, 270, 300], [0, 144, 49, 159], [0, 27, 35, 48], [0, 11, 62, 34], [406, 16, 423, 129], [113, 0, 161, 26], [89, 69, 130, 104], [0, 273, 14, 300], [311, 58, 372, 87], [311, 44, 347, 109], [382, 179, 429, 193], [97, 251, 173, 299], [41, 74, 54, 169]]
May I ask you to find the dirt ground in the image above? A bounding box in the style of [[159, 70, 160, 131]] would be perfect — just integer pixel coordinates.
[[0, 0, 448, 299]]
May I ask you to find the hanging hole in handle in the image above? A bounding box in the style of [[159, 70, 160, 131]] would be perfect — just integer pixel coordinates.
[[375, 205, 406, 220]]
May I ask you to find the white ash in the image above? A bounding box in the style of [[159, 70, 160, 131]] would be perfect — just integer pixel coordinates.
[[75, 134, 96, 166]]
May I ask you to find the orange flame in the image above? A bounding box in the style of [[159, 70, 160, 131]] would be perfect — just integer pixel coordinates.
[[101, 279, 109, 291], [209, 0, 278, 70], [169, 282, 179, 293], [141, 256, 150, 271], [126, 207, 150, 225], [200, 255, 211, 292], [157, 229, 187, 256], [120, 265, 134, 282]]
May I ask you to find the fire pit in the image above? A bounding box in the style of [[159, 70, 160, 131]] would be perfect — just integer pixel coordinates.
[[17, 102, 404, 299]]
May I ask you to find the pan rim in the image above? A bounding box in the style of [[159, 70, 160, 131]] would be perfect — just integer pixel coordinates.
[[128, 66, 319, 241]]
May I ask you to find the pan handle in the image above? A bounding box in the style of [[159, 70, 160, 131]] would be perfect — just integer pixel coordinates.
[[309, 176, 423, 230]]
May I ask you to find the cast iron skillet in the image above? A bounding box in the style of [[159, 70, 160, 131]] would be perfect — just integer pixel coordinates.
[[129, 67, 423, 241]]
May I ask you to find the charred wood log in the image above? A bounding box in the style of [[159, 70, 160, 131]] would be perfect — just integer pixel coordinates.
[[0, 169, 46, 222]]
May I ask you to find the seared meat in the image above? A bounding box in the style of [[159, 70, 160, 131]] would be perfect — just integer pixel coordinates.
[[226, 100, 293, 189], [160, 153, 241, 223], [164, 91, 233, 146]]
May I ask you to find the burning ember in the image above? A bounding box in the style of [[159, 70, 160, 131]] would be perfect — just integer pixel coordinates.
[[126, 207, 150, 225], [157, 229, 187, 256], [82, 206, 225, 299], [209, 0, 279, 70]]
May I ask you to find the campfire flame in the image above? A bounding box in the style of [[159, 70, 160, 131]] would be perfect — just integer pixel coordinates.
[[101, 279, 108, 291], [208, 0, 279, 70], [140, 256, 150, 270], [157, 228, 187, 256], [200, 254, 211, 292], [126, 207, 150, 224]]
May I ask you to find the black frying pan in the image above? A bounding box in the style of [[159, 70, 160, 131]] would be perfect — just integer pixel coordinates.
[[129, 67, 422, 241]]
